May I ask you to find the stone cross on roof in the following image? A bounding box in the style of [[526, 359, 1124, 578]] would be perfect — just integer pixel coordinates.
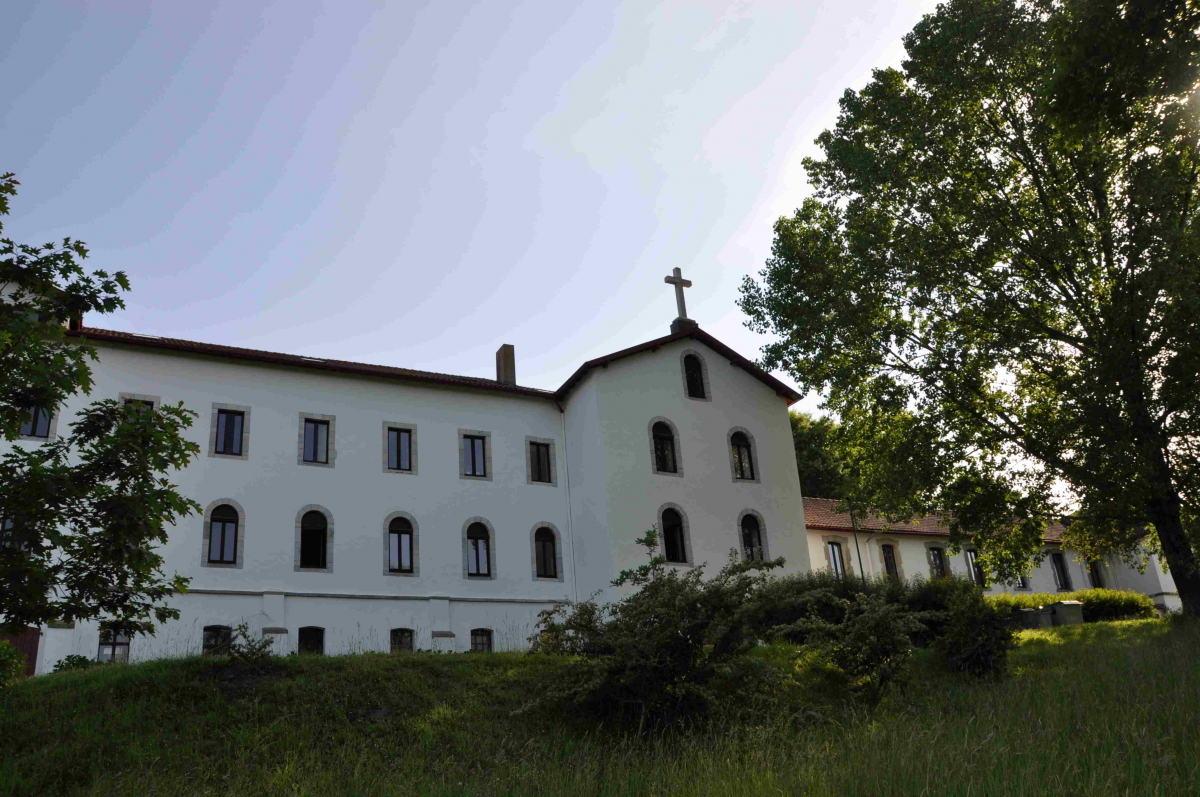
[[664, 267, 692, 320]]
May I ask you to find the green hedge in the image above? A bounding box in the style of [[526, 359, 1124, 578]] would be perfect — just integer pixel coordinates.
[[989, 588, 1156, 622]]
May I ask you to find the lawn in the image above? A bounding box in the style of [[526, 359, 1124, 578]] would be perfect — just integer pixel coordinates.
[[2, 619, 1197, 796]]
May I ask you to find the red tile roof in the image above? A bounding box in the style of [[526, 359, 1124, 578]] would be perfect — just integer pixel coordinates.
[[68, 323, 804, 405], [67, 328, 557, 400], [803, 497, 1066, 542]]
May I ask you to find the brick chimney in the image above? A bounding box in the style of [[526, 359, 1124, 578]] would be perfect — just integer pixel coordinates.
[[495, 344, 516, 385]]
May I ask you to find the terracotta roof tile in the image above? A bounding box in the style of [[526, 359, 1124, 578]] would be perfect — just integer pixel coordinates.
[[803, 497, 1066, 542]]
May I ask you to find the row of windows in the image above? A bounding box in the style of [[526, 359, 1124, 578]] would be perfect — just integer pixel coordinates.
[[208, 505, 563, 580], [651, 421, 760, 482], [824, 540, 1093, 593]]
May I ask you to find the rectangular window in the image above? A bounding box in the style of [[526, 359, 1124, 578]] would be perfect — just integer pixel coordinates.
[[882, 544, 899, 579], [125, 399, 155, 412], [530, 442, 552, 483], [1051, 552, 1072, 591], [19, 406, 51, 438], [387, 427, 412, 471], [389, 529, 413, 573], [536, 537, 557, 578], [463, 435, 486, 477], [304, 419, 329, 464], [470, 629, 493, 652], [390, 628, 414, 653], [0, 517, 30, 552], [208, 519, 238, 564], [828, 541, 846, 579], [1088, 561, 1105, 589], [653, 436, 677, 474], [214, 410, 244, 456], [1012, 573, 1029, 589], [98, 630, 130, 663], [965, 550, 987, 588], [202, 626, 232, 655], [930, 547, 947, 578]]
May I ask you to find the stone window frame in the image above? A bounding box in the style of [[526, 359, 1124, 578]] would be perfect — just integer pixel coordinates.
[[381, 422, 418, 475], [458, 429, 493, 482], [462, 516, 497, 580], [821, 534, 854, 578], [16, 405, 61, 442], [647, 417, 684, 478], [382, 511, 420, 578], [297, 412, 337, 468], [656, 502, 694, 567], [200, 498, 246, 570], [735, 508, 770, 561], [524, 436, 558, 487], [390, 627, 416, 653], [119, 391, 162, 411], [294, 504, 335, 573], [727, 426, 762, 484], [207, 403, 251, 461], [529, 521, 565, 582], [679, 348, 713, 402], [924, 540, 951, 578], [874, 538, 905, 580]]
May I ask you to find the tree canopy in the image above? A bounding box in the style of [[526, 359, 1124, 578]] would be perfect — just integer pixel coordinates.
[[739, 0, 1200, 613], [0, 173, 200, 635], [789, 411, 848, 500]]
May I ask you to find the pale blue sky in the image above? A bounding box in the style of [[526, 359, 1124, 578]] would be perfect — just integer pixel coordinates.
[[2, 1, 937, 412]]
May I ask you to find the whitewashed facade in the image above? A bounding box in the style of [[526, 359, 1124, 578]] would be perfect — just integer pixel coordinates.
[[13, 317, 808, 673]]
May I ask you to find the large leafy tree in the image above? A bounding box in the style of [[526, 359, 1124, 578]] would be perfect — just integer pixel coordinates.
[[790, 411, 848, 499], [0, 173, 200, 635], [739, 0, 1200, 614]]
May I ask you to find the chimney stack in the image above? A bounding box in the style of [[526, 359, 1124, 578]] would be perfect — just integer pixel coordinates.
[[495, 344, 516, 385]]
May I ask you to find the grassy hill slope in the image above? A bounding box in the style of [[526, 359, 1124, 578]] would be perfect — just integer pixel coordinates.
[[2, 620, 1198, 796]]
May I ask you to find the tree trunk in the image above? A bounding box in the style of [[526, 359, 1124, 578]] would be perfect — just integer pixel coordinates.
[[1146, 489, 1200, 617]]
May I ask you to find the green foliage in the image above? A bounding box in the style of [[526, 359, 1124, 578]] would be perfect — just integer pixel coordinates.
[[527, 530, 785, 728], [0, 640, 25, 688], [785, 592, 927, 708], [990, 588, 1156, 623], [789, 411, 847, 499], [52, 654, 96, 673], [935, 589, 1017, 678], [0, 175, 202, 636], [227, 623, 274, 665], [737, 0, 1200, 613]]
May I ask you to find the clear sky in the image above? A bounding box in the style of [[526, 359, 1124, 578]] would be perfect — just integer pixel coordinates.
[[2, 0, 937, 413]]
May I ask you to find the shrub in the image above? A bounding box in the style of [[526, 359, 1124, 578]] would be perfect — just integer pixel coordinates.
[[227, 622, 274, 665], [988, 588, 1155, 622], [53, 654, 96, 673], [0, 641, 26, 688], [935, 589, 1016, 677], [527, 530, 784, 729], [783, 592, 929, 707]]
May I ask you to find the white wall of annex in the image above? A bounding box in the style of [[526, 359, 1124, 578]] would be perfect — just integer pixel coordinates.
[[576, 337, 809, 599]]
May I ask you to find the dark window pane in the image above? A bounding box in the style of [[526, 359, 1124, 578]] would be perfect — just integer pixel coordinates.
[[20, 407, 51, 437], [464, 436, 486, 476], [741, 516, 762, 561], [388, 428, 411, 471], [662, 510, 685, 563], [467, 523, 489, 576], [535, 528, 556, 577], [300, 512, 327, 569], [202, 626, 232, 655], [828, 542, 845, 578], [1089, 561, 1105, 589], [98, 630, 131, 663], [882, 544, 899, 579], [470, 629, 492, 652], [298, 627, 324, 655], [216, 411, 244, 455], [1052, 552, 1072, 591], [390, 628, 414, 653], [930, 547, 946, 578], [304, 420, 329, 463], [652, 423, 677, 473], [684, 355, 705, 398], [388, 518, 413, 573], [531, 442, 552, 483]]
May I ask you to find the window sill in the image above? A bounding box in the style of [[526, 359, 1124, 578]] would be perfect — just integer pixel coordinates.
[[294, 567, 331, 573], [299, 460, 334, 468]]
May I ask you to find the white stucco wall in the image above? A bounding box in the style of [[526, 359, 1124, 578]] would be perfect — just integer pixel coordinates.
[[564, 337, 810, 601]]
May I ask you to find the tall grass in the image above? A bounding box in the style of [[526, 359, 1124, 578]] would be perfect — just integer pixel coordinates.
[[2, 619, 1197, 796]]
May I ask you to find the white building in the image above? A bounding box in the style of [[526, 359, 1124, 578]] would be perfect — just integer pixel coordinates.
[[803, 497, 1181, 610], [13, 288, 810, 672]]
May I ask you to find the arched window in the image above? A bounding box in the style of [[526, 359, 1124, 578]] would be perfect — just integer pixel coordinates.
[[731, 432, 755, 481], [741, 515, 763, 561], [208, 504, 239, 564], [300, 511, 328, 569], [534, 527, 557, 578], [466, 522, 491, 577], [202, 625, 232, 656], [470, 628, 493, 652], [388, 517, 414, 574], [652, 422, 677, 474], [662, 508, 686, 564], [683, 354, 706, 399], [390, 628, 414, 653], [298, 626, 324, 655]]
